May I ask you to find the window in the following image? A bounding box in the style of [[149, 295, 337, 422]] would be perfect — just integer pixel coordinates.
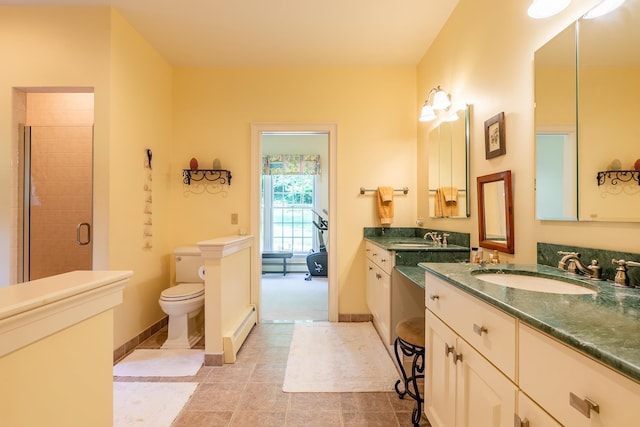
[[261, 175, 316, 254]]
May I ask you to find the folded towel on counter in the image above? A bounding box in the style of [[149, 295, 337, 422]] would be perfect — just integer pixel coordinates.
[[377, 186, 394, 226], [434, 187, 459, 217]]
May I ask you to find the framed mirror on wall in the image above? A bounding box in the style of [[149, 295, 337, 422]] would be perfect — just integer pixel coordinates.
[[477, 170, 514, 254], [534, 0, 640, 222], [428, 104, 470, 218]]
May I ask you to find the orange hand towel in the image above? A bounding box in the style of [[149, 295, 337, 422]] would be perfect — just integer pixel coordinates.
[[377, 186, 394, 226]]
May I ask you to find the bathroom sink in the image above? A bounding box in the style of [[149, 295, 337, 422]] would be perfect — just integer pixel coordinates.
[[473, 272, 597, 295], [393, 243, 434, 248]]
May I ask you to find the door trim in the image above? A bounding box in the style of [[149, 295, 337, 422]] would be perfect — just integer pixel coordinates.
[[250, 123, 338, 322]]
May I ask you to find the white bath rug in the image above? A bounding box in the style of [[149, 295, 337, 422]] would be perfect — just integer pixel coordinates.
[[113, 349, 204, 377], [114, 382, 197, 427], [283, 322, 400, 392]]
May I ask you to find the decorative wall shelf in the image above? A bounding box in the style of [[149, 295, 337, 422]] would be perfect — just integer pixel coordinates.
[[183, 169, 232, 186], [596, 170, 640, 186]]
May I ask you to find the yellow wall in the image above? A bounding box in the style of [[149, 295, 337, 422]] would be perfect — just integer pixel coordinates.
[[0, 310, 114, 427], [171, 67, 417, 314], [417, 0, 640, 262], [107, 9, 174, 347], [0, 7, 174, 349]]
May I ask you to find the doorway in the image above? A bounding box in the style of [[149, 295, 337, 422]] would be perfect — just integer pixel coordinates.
[[18, 92, 94, 281], [250, 124, 338, 323]]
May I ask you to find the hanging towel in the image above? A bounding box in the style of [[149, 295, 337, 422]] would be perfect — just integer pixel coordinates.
[[377, 187, 394, 226], [434, 187, 459, 217]]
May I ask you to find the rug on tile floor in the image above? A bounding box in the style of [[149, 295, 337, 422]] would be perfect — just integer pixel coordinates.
[[114, 382, 197, 427], [113, 349, 203, 377], [283, 321, 400, 392]]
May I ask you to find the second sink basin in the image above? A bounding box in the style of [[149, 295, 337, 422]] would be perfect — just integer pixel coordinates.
[[473, 272, 597, 295], [393, 243, 434, 248]]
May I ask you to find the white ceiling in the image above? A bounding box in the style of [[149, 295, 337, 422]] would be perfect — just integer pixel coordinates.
[[2, 0, 458, 67]]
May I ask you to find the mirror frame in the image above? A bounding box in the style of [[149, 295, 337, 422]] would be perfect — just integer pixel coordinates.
[[477, 170, 514, 254]]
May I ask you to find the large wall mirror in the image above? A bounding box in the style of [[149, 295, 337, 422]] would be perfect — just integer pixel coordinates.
[[535, 0, 640, 222], [428, 104, 470, 218], [477, 170, 514, 254]]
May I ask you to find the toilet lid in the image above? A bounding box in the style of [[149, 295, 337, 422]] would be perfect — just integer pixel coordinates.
[[161, 283, 204, 300]]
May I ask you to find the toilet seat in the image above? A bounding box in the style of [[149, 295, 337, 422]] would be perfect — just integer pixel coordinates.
[[160, 283, 204, 301]]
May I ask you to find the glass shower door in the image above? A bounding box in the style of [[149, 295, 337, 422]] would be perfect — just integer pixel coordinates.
[[23, 125, 93, 281]]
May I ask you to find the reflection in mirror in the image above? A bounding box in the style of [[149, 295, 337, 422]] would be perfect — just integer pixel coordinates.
[[534, 23, 578, 220], [578, 0, 640, 221], [477, 170, 514, 254], [428, 105, 470, 218], [534, 0, 640, 222]]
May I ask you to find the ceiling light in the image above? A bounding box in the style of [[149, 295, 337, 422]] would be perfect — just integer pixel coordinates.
[[583, 0, 625, 19], [527, 0, 571, 19]]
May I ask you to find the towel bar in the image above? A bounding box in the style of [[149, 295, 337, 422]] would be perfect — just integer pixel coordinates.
[[360, 187, 408, 195]]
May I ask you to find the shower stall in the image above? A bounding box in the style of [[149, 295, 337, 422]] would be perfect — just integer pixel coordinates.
[[20, 124, 93, 281]]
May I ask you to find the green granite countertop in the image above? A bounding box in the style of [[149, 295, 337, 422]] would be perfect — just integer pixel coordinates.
[[395, 265, 426, 289], [418, 262, 640, 384]]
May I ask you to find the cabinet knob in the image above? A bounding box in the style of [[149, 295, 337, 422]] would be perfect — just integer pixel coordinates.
[[473, 323, 488, 336], [376, 273, 382, 280], [453, 352, 463, 364], [444, 344, 454, 357], [381, 259, 386, 263], [513, 414, 530, 427], [569, 392, 599, 418], [368, 266, 373, 271], [429, 294, 440, 301]]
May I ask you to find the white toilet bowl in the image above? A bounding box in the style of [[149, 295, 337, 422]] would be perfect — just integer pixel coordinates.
[[158, 282, 204, 349]]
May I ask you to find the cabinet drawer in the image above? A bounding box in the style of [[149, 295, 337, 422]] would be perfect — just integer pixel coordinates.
[[365, 241, 393, 275], [425, 272, 516, 380], [520, 323, 640, 426]]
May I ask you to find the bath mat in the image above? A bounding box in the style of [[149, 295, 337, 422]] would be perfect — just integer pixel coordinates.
[[113, 349, 204, 377], [114, 382, 197, 427], [283, 322, 399, 392]]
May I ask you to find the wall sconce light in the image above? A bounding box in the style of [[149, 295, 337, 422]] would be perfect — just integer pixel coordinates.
[[527, 0, 571, 19], [419, 86, 451, 122]]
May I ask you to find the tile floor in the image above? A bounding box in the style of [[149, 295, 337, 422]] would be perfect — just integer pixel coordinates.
[[115, 322, 431, 427]]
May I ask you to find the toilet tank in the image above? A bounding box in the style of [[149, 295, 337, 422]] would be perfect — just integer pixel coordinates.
[[174, 246, 204, 283]]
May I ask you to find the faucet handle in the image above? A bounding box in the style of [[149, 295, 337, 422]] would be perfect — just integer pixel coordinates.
[[612, 259, 630, 286], [558, 250, 580, 257]]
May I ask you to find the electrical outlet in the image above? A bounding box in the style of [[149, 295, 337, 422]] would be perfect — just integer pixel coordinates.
[[231, 213, 238, 224]]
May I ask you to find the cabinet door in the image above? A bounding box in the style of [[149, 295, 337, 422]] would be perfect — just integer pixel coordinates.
[[365, 260, 375, 313], [520, 324, 640, 427], [425, 311, 457, 427], [517, 391, 562, 427], [455, 339, 516, 427], [377, 267, 391, 345]]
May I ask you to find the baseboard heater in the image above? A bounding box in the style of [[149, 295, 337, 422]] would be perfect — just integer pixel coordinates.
[[223, 305, 257, 363]]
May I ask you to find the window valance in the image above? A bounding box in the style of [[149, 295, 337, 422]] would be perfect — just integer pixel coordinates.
[[262, 154, 321, 175]]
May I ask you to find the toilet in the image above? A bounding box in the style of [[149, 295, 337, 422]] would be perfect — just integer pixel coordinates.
[[159, 246, 205, 349]]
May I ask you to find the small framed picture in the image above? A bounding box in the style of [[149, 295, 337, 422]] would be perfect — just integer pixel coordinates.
[[484, 112, 506, 159]]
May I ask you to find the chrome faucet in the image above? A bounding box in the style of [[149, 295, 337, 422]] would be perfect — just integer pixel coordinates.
[[423, 231, 441, 246], [612, 259, 640, 287], [557, 251, 602, 280]]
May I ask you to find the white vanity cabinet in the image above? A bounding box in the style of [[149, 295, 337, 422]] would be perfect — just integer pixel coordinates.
[[519, 323, 640, 426], [365, 241, 393, 344], [425, 311, 516, 427], [424, 268, 640, 427], [424, 271, 517, 427]]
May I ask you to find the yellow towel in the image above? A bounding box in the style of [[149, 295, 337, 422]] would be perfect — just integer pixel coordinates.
[[377, 186, 394, 226], [434, 187, 459, 217]]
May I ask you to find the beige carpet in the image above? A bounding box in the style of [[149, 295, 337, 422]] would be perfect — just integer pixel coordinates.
[[114, 382, 197, 427], [283, 322, 399, 392], [113, 349, 203, 377], [261, 273, 328, 321]]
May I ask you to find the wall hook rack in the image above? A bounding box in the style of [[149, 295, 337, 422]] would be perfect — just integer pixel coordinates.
[[183, 169, 232, 185]]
